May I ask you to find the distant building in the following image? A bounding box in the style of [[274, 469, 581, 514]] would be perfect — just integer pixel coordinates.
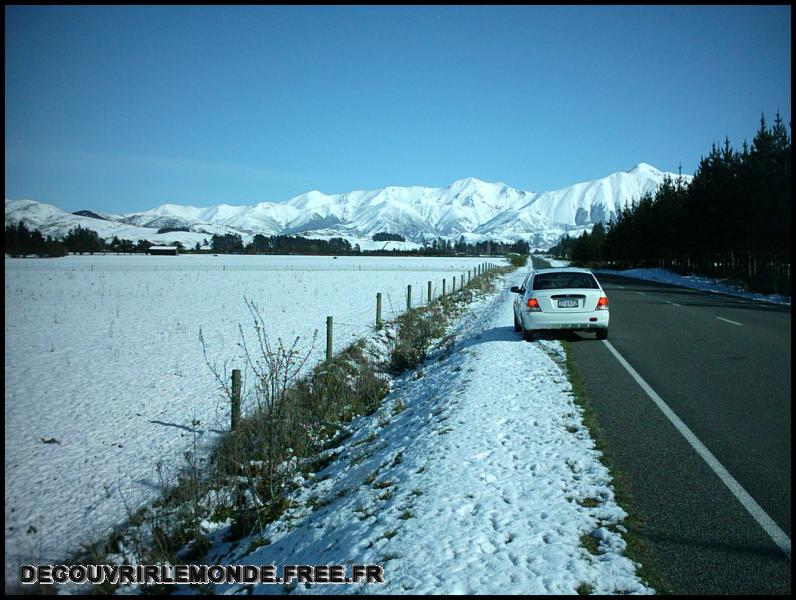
[[148, 246, 179, 256]]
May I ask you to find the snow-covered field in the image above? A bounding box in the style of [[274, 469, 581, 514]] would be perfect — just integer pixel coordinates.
[[4, 253, 492, 585]]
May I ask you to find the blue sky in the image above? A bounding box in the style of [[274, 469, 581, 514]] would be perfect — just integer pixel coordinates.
[[5, 5, 791, 213]]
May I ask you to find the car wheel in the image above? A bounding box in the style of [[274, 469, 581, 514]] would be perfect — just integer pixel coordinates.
[[596, 328, 608, 340], [522, 328, 535, 342], [513, 312, 521, 332]]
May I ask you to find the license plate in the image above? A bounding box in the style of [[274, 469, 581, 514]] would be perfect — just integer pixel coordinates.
[[558, 299, 579, 308]]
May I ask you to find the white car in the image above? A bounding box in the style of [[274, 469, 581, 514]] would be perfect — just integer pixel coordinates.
[[511, 268, 609, 341]]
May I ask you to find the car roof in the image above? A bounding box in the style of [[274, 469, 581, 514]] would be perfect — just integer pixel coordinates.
[[531, 267, 595, 275]]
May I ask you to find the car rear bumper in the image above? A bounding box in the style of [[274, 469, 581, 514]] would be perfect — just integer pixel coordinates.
[[520, 311, 609, 331]]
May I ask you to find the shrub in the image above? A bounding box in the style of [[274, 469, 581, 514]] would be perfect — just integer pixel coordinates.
[[505, 252, 528, 268], [389, 305, 447, 373]]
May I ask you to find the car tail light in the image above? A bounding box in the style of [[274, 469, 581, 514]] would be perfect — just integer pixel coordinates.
[[596, 296, 609, 310], [527, 298, 541, 311]]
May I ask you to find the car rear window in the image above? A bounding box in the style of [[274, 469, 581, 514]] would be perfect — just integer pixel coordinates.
[[532, 272, 599, 290]]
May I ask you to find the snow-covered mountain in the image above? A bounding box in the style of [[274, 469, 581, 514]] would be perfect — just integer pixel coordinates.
[[5, 163, 690, 249]]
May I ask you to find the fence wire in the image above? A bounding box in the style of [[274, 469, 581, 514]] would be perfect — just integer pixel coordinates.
[[4, 261, 495, 273]]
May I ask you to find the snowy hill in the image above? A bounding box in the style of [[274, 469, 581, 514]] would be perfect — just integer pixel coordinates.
[[4, 199, 247, 248], [5, 164, 689, 249]]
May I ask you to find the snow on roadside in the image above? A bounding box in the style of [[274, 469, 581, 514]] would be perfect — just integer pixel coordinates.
[[542, 257, 574, 268], [594, 267, 790, 306], [208, 270, 652, 595], [541, 257, 790, 306]]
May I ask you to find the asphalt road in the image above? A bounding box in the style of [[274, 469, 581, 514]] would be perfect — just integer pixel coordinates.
[[537, 263, 790, 594]]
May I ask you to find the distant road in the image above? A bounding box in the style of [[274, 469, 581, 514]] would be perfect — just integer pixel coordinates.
[[534, 258, 791, 594]]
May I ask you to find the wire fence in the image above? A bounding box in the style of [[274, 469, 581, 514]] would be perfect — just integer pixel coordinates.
[[4, 262, 498, 273], [226, 261, 503, 429], [320, 262, 499, 361]]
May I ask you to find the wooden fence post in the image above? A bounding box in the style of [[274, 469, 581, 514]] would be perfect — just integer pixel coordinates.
[[231, 369, 241, 431], [453, 275, 456, 292], [326, 316, 333, 362], [428, 280, 432, 305], [442, 278, 446, 297], [376, 293, 382, 328], [407, 285, 412, 310]]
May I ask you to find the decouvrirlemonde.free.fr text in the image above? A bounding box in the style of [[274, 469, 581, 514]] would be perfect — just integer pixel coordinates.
[[21, 563, 385, 586]]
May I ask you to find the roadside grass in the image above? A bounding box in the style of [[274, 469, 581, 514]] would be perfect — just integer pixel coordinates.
[[562, 340, 674, 595], [47, 262, 514, 595], [505, 252, 528, 268], [579, 531, 600, 556], [576, 582, 595, 595]]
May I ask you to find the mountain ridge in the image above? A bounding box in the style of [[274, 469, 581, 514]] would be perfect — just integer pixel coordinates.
[[5, 164, 690, 250]]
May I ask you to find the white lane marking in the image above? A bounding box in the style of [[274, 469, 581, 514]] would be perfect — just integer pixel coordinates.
[[666, 300, 682, 307], [716, 317, 743, 327], [602, 340, 791, 559], [636, 291, 646, 296]]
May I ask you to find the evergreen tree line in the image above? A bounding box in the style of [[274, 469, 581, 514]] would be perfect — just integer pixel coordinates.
[[550, 113, 791, 295], [215, 233, 531, 257], [5, 223, 111, 256], [373, 236, 529, 257], [372, 231, 406, 242], [229, 233, 354, 255], [4, 222, 68, 257], [430, 237, 530, 257], [7, 223, 531, 259], [4, 223, 183, 257]]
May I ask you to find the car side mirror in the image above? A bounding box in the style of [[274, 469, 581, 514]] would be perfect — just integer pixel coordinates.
[[510, 286, 522, 294]]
